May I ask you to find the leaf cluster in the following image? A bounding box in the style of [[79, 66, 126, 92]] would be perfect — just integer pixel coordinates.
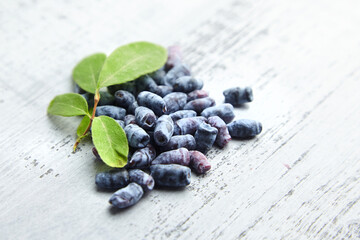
[[47, 42, 167, 167]]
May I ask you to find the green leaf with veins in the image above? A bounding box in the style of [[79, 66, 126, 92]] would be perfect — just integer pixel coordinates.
[[97, 41, 167, 88], [92, 116, 129, 168], [47, 93, 89, 117], [77, 115, 91, 137], [72, 53, 106, 93]]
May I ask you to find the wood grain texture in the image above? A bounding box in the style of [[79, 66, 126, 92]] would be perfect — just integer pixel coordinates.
[[1, 0, 360, 239]]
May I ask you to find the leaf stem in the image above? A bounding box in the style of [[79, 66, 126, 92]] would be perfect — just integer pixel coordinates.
[[73, 89, 100, 152]]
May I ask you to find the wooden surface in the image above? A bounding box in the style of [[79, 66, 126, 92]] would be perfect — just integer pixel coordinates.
[[1, 0, 360, 239]]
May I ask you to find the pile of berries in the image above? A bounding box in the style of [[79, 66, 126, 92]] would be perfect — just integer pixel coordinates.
[[77, 46, 262, 209]]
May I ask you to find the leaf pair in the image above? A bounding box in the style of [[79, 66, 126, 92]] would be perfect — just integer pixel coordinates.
[[47, 41, 168, 168]]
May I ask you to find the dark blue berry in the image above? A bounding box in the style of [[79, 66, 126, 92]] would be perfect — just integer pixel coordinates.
[[164, 64, 191, 86], [150, 68, 166, 85], [136, 75, 158, 94], [154, 85, 173, 97], [114, 90, 136, 110], [194, 122, 218, 154], [124, 124, 150, 148], [173, 76, 203, 93], [137, 91, 167, 116], [165, 45, 182, 71], [187, 89, 209, 102], [115, 120, 125, 129], [127, 101, 139, 115], [154, 115, 174, 146], [183, 97, 215, 114], [189, 150, 211, 174], [152, 148, 190, 166], [129, 169, 155, 192], [109, 183, 144, 208], [169, 110, 197, 122], [223, 87, 253, 106], [95, 169, 129, 189], [163, 92, 188, 114], [227, 119, 262, 138], [160, 134, 196, 152], [207, 116, 231, 148], [124, 114, 136, 126], [135, 106, 157, 130], [127, 144, 156, 169], [173, 116, 207, 135], [150, 164, 191, 188], [201, 103, 235, 124], [95, 105, 126, 120], [108, 81, 137, 96]]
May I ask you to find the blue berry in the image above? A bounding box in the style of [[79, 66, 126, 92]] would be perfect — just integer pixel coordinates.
[[129, 169, 155, 192], [127, 144, 156, 169], [124, 114, 136, 126], [165, 45, 182, 71], [223, 87, 253, 106], [163, 92, 188, 114], [154, 85, 173, 97], [135, 106, 157, 130], [169, 110, 197, 122], [95, 169, 129, 189], [150, 68, 166, 85], [154, 115, 174, 146], [152, 148, 190, 166], [201, 103, 235, 124], [160, 134, 196, 152], [194, 122, 218, 154], [136, 75, 158, 93], [207, 116, 231, 148], [173, 116, 207, 135], [173, 76, 203, 93], [114, 90, 136, 110], [115, 120, 125, 129], [189, 151, 211, 174], [127, 101, 139, 115], [183, 97, 215, 114], [187, 89, 209, 102], [137, 91, 167, 116], [108, 81, 137, 96], [109, 183, 144, 209], [124, 124, 150, 148], [95, 105, 126, 120], [227, 119, 262, 138], [150, 164, 191, 188], [164, 64, 191, 86]]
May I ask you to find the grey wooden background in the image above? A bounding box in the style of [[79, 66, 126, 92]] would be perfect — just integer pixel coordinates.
[[1, 0, 360, 239]]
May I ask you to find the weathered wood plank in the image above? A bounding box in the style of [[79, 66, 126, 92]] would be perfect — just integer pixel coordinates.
[[1, 0, 360, 239]]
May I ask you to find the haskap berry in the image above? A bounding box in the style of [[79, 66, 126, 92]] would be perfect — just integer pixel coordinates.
[[87, 45, 263, 208]]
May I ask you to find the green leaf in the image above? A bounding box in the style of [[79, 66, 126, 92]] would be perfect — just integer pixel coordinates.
[[72, 53, 106, 93], [92, 116, 129, 168], [77, 115, 91, 137], [48, 93, 89, 117], [98, 41, 167, 88]]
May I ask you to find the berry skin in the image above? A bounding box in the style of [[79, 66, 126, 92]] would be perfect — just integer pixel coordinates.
[[173, 116, 207, 135], [164, 64, 191, 86], [165, 45, 182, 71], [127, 101, 139, 115], [135, 106, 157, 130], [109, 183, 144, 209], [227, 119, 262, 138], [136, 75, 158, 94], [95, 169, 129, 189], [124, 124, 150, 148], [207, 116, 231, 148], [183, 97, 216, 114], [223, 87, 253, 106], [128, 169, 155, 192], [124, 114, 136, 126], [127, 144, 156, 169], [187, 89, 209, 102], [154, 85, 173, 97], [154, 115, 174, 146], [163, 92, 188, 114], [152, 148, 190, 166], [115, 120, 125, 129], [150, 164, 191, 188], [189, 150, 211, 174], [137, 91, 167, 116], [160, 134, 196, 152], [201, 103, 235, 124], [150, 68, 166, 85], [108, 81, 137, 96], [194, 122, 218, 154], [114, 90, 136, 110], [95, 105, 126, 120], [169, 110, 197, 122], [173, 76, 203, 93]]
